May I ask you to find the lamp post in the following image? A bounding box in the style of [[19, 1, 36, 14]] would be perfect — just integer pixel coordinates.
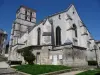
[[94, 45, 99, 68]]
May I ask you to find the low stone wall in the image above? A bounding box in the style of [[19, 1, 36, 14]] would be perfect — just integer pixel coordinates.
[[18, 45, 88, 67], [63, 45, 88, 67]]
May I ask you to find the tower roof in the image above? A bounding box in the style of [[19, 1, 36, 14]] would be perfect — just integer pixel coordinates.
[[16, 5, 36, 13]]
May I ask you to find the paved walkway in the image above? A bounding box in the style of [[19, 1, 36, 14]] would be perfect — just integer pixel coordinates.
[[0, 61, 10, 68], [0, 68, 24, 75], [0, 68, 16, 75], [58, 71, 84, 75]]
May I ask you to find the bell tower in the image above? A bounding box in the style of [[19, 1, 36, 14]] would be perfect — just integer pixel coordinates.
[[9, 5, 36, 50], [9, 5, 36, 60], [15, 5, 36, 37]]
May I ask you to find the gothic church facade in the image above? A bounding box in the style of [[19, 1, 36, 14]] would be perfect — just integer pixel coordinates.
[[8, 4, 100, 67]]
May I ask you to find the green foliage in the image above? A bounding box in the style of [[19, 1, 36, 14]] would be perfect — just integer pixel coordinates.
[[13, 64, 71, 75], [17, 47, 35, 64], [88, 61, 97, 66], [76, 69, 100, 75], [22, 50, 35, 64], [95, 72, 100, 75]]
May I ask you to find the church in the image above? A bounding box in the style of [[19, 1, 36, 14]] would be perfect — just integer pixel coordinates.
[[8, 4, 100, 67]]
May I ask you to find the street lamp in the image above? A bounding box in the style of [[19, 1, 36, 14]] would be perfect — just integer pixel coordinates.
[[94, 45, 99, 68]]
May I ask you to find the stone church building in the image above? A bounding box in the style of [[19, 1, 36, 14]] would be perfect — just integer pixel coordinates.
[[8, 4, 100, 67]]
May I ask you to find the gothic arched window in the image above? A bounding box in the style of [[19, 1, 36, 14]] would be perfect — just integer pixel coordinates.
[[37, 28, 41, 45], [56, 26, 61, 45], [73, 24, 77, 37]]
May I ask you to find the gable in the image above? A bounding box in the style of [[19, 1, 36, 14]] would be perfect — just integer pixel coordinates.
[[42, 19, 52, 32]]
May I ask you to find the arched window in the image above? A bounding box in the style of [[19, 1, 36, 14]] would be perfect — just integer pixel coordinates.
[[37, 28, 41, 45], [56, 26, 61, 45], [73, 24, 77, 37]]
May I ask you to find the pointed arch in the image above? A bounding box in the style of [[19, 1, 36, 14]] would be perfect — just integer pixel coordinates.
[[73, 24, 77, 37], [56, 26, 61, 45], [37, 28, 41, 45]]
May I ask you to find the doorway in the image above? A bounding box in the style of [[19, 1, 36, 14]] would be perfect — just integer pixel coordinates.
[[52, 55, 57, 65], [36, 52, 40, 64]]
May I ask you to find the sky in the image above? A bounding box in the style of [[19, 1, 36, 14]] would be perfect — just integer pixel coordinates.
[[0, 0, 100, 41]]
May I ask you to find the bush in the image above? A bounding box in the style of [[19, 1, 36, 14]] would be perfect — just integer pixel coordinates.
[[95, 73, 100, 75], [88, 61, 97, 66], [22, 50, 35, 64]]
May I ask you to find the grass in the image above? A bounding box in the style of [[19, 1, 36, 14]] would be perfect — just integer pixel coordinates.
[[76, 69, 100, 75], [13, 64, 71, 75]]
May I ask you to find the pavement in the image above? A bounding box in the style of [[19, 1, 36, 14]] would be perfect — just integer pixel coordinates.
[[0, 62, 24, 75], [58, 71, 84, 75], [0, 68, 25, 75], [0, 68, 17, 75], [0, 61, 10, 68]]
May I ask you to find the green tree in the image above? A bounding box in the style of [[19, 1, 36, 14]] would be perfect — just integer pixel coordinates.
[[22, 50, 35, 64], [17, 48, 35, 65]]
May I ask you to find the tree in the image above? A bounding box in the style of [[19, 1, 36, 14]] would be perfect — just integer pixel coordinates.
[[22, 49, 35, 64], [17, 48, 35, 64]]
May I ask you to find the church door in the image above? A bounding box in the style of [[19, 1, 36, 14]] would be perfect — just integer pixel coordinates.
[[52, 55, 57, 65], [36, 52, 40, 64]]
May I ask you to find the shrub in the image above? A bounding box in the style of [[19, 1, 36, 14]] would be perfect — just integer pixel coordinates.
[[95, 73, 100, 75], [22, 50, 35, 64], [88, 61, 97, 66]]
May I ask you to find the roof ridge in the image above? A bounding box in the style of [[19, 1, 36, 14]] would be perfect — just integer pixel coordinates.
[[48, 4, 73, 18]]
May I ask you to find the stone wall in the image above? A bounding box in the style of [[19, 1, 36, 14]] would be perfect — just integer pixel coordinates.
[[32, 45, 88, 67], [49, 50, 63, 65], [63, 45, 88, 67]]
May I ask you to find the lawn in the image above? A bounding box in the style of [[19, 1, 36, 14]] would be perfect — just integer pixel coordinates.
[[13, 64, 71, 75], [76, 69, 100, 75]]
